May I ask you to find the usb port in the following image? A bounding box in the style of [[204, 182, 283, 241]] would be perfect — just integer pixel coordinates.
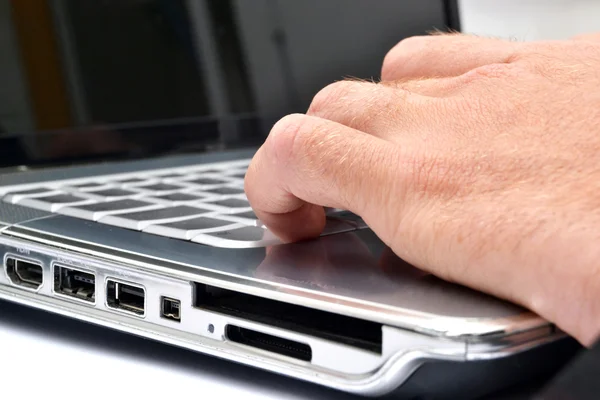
[[161, 297, 181, 322], [53, 264, 95, 303], [5, 257, 43, 290], [106, 279, 145, 316]]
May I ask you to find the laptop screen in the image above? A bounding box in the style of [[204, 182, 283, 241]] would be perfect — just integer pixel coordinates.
[[0, 0, 458, 170]]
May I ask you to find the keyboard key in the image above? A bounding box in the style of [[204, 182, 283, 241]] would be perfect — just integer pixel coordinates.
[[191, 226, 280, 248], [191, 169, 221, 175], [61, 182, 113, 192], [146, 192, 207, 204], [69, 182, 105, 189], [112, 177, 149, 185], [98, 205, 212, 230], [84, 188, 140, 200], [144, 217, 240, 240], [202, 186, 245, 196], [204, 198, 251, 210], [3, 187, 60, 203], [19, 193, 95, 212], [231, 210, 258, 220], [31, 193, 89, 204], [223, 170, 246, 179], [58, 199, 160, 221], [185, 177, 229, 186], [216, 210, 262, 226], [153, 173, 186, 179], [135, 183, 185, 193]]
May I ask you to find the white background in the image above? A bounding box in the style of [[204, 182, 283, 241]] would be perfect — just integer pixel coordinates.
[[2, 2, 600, 400], [459, 0, 600, 41]]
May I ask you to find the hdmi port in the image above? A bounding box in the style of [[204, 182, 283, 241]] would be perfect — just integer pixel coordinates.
[[5, 257, 43, 290]]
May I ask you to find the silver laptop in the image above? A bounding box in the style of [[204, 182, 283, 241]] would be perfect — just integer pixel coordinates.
[[0, 1, 576, 398]]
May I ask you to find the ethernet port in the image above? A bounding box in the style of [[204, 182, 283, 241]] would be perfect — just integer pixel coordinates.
[[53, 264, 95, 303], [106, 279, 145, 316], [5, 257, 43, 290]]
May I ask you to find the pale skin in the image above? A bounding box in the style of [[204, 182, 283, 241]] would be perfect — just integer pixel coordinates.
[[244, 32, 600, 346]]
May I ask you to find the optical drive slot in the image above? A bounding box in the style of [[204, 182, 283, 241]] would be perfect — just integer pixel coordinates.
[[193, 283, 382, 354]]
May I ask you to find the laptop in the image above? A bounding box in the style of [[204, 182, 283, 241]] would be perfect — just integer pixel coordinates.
[[0, 1, 577, 398]]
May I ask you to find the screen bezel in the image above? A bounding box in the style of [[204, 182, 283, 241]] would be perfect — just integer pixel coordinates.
[[445, 0, 462, 32]]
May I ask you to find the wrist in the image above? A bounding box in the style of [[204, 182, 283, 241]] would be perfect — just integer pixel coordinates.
[[529, 234, 600, 347]]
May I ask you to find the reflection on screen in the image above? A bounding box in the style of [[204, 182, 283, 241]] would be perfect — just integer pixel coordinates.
[[0, 0, 452, 167]]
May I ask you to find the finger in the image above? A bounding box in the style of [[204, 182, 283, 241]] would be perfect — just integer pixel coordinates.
[[245, 113, 408, 243], [382, 33, 518, 81], [571, 32, 600, 42], [306, 80, 438, 140]]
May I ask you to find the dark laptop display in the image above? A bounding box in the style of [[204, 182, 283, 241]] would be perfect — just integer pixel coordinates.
[[0, 0, 458, 169]]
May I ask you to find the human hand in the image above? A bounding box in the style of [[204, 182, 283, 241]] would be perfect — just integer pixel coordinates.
[[245, 33, 600, 346]]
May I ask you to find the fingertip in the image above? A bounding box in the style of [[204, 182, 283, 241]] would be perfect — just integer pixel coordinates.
[[259, 203, 326, 243], [243, 146, 265, 206]]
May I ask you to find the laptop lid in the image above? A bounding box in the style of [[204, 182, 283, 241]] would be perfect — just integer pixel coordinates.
[[0, 0, 459, 170]]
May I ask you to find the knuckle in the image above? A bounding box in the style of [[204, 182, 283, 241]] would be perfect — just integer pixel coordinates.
[[266, 114, 336, 173], [265, 113, 311, 166], [396, 35, 429, 49], [308, 81, 356, 115], [382, 36, 428, 79]]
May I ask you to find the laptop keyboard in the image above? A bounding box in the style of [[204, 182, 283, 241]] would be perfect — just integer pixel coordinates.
[[0, 159, 366, 248]]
